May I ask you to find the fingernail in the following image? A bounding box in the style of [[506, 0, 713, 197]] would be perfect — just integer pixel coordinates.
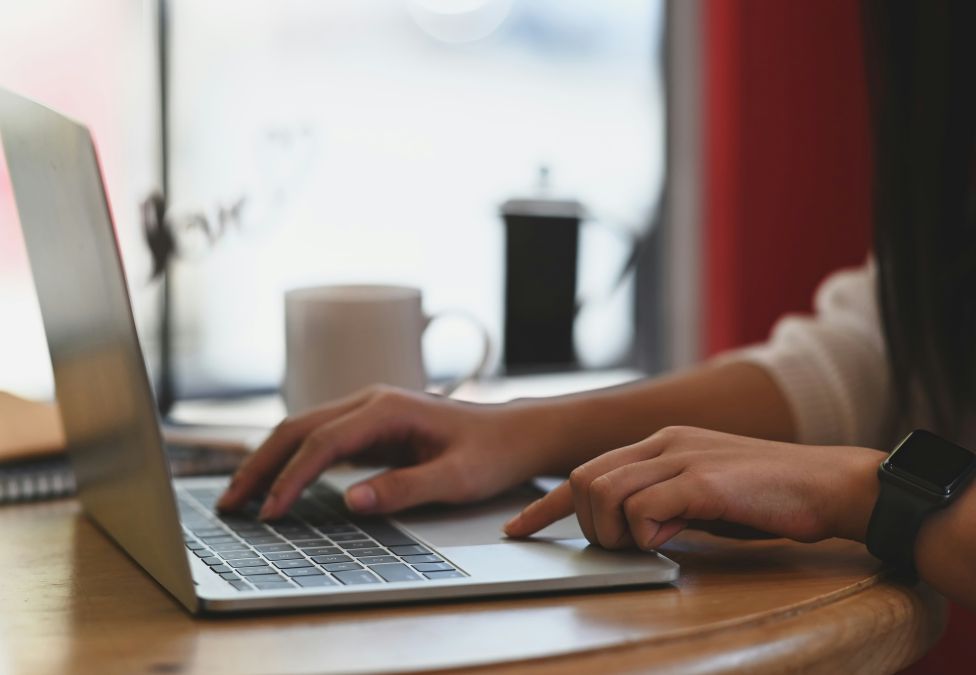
[[641, 522, 662, 551], [216, 486, 236, 509], [258, 494, 278, 520], [345, 485, 377, 513]]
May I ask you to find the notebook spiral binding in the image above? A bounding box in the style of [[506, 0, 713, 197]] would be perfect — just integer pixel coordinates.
[[0, 444, 242, 505]]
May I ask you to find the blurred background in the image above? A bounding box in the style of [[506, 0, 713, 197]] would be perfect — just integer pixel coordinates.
[[5, 3, 973, 669], [0, 0, 665, 402]]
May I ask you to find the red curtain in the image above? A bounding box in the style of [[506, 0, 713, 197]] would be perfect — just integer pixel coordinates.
[[703, 0, 872, 354], [700, 1, 973, 671]]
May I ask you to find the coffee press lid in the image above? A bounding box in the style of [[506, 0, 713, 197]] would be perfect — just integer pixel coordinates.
[[500, 165, 587, 220], [500, 197, 586, 219]]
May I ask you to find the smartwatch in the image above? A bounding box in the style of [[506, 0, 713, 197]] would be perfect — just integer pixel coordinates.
[[866, 429, 976, 578]]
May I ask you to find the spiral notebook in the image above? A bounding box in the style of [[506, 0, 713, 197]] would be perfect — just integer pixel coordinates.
[[0, 442, 250, 505], [0, 392, 261, 505]]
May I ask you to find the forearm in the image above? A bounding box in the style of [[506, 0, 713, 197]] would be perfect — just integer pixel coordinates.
[[521, 360, 796, 475]]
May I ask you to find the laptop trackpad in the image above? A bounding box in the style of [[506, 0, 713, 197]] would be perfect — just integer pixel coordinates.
[[320, 467, 584, 547], [393, 484, 584, 547]]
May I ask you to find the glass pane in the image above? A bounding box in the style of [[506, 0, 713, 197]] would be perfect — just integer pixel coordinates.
[[169, 0, 664, 395], [0, 1, 158, 400]]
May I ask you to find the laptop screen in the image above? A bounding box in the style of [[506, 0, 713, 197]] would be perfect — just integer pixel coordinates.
[[0, 88, 196, 610]]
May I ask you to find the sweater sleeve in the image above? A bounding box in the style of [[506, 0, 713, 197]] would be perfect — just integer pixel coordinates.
[[722, 260, 894, 448]]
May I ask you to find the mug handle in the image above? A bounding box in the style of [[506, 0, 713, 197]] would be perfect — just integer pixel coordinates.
[[423, 310, 493, 396], [574, 215, 644, 316]]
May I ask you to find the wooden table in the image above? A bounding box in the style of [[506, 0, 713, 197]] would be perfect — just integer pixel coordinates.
[[0, 499, 945, 675]]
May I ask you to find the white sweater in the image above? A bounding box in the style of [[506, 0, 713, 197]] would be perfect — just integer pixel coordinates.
[[729, 260, 903, 449]]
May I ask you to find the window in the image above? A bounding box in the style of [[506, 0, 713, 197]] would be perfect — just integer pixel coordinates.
[[167, 0, 665, 396], [0, 1, 158, 400]]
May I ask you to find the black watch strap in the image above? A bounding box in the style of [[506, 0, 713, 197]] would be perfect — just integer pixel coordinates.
[[865, 480, 934, 578]]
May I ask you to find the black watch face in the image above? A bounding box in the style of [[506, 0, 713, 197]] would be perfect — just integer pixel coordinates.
[[886, 430, 976, 493]]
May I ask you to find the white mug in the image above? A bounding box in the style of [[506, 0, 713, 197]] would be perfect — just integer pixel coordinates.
[[283, 284, 491, 414]]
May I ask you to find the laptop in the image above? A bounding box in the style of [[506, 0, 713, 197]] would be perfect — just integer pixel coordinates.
[[0, 88, 678, 614]]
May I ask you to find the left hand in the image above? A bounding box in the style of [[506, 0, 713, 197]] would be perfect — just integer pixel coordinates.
[[504, 426, 886, 550]]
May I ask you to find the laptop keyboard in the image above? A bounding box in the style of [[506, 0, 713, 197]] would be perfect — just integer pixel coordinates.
[[178, 483, 466, 592]]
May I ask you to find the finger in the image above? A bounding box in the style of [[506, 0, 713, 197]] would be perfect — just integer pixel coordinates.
[[503, 481, 574, 538], [260, 397, 416, 519], [623, 473, 709, 550], [589, 458, 682, 549], [646, 519, 688, 549], [344, 459, 459, 515], [567, 435, 673, 544], [217, 390, 373, 511]]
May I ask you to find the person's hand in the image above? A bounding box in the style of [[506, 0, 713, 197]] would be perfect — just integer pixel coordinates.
[[504, 426, 885, 549], [217, 386, 563, 520]]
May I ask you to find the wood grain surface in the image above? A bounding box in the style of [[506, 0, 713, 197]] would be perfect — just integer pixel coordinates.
[[0, 499, 945, 675]]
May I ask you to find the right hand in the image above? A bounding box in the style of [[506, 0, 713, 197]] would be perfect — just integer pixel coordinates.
[[216, 386, 559, 521]]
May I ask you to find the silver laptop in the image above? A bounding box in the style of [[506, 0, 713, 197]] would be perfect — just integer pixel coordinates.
[[0, 88, 678, 614]]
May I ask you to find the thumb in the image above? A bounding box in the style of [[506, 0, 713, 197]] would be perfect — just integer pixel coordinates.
[[345, 460, 456, 515]]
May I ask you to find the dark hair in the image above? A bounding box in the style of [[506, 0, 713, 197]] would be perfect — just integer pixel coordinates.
[[863, 0, 976, 439]]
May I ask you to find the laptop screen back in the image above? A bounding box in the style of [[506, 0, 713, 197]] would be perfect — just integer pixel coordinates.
[[0, 89, 196, 610]]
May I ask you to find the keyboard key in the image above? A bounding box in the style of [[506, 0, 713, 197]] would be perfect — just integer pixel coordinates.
[[332, 569, 381, 585], [295, 575, 337, 588], [329, 533, 368, 543], [294, 540, 331, 550], [219, 515, 256, 525], [238, 567, 277, 577], [219, 551, 258, 561], [338, 540, 378, 550], [401, 554, 443, 564], [311, 554, 352, 565], [273, 559, 313, 569], [350, 548, 389, 558], [201, 535, 236, 545], [317, 525, 358, 535], [275, 527, 317, 537], [211, 542, 250, 552], [355, 519, 417, 547], [424, 570, 465, 580], [306, 521, 344, 531], [219, 572, 241, 581], [303, 547, 342, 557], [229, 580, 252, 591], [209, 564, 231, 574], [266, 516, 301, 526], [227, 525, 268, 535], [186, 542, 205, 551], [282, 567, 325, 578], [191, 548, 213, 558], [201, 556, 224, 566], [412, 562, 455, 573], [264, 551, 303, 562], [322, 562, 362, 572], [194, 527, 228, 537], [243, 572, 284, 583], [255, 544, 294, 553], [228, 558, 270, 568], [241, 535, 281, 545], [389, 545, 430, 556], [253, 581, 295, 590], [359, 556, 399, 565], [370, 563, 422, 583]]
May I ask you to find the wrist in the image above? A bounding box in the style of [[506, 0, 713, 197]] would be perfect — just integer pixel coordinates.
[[500, 396, 593, 476], [831, 447, 886, 542]]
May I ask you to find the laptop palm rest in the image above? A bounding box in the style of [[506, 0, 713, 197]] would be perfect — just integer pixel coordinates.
[[312, 465, 677, 591]]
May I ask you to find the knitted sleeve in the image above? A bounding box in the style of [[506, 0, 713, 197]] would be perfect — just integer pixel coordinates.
[[723, 260, 894, 448]]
